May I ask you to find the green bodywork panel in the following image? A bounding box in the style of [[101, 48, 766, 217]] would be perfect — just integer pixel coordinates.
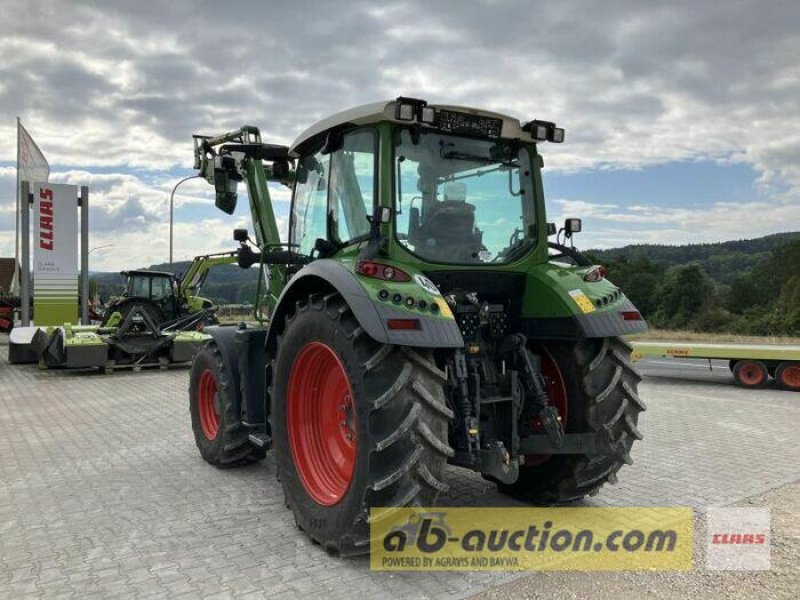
[[59, 323, 211, 348], [62, 323, 107, 346], [184, 295, 210, 313]]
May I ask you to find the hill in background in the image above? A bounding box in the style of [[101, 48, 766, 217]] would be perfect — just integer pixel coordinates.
[[92, 259, 259, 305], [589, 232, 800, 284], [585, 232, 800, 336]]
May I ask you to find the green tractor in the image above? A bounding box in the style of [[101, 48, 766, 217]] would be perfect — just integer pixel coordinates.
[[102, 252, 237, 328], [188, 98, 647, 555]]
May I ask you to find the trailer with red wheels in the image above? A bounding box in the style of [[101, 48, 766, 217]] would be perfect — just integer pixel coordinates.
[[631, 341, 800, 391]]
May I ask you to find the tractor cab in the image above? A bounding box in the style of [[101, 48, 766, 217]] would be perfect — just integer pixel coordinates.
[[283, 99, 563, 271], [119, 270, 180, 320]]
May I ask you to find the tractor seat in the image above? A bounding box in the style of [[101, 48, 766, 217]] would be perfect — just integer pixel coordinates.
[[422, 201, 476, 243]]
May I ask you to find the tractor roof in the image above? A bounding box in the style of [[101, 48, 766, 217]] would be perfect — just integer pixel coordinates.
[[121, 269, 175, 278], [289, 99, 535, 155]]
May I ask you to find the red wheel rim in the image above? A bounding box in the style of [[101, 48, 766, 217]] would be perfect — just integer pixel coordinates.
[[780, 365, 800, 389], [198, 368, 220, 440], [287, 342, 357, 506], [526, 348, 568, 466], [738, 361, 765, 386]]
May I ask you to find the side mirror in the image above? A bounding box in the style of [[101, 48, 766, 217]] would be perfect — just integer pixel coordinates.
[[565, 218, 582, 235], [546, 222, 556, 236], [233, 228, 249, 243]]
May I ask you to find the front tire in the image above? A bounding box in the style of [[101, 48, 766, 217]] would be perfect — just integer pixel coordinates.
[[271, 293, 453, 555], [189, 341, 267, 467], [497, 337, 645, 502]]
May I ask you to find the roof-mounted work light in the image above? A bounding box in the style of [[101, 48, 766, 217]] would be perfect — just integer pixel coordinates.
[[395, 96, 430, 122], [522, 119, 566, 143], [420, 105, 436, 124]]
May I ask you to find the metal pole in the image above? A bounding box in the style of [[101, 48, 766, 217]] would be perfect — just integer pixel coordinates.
[[169, 175, 200, 264], [80, 186, 89, 325], [15, 117, 20, 284], [20, 181, 30, 326]]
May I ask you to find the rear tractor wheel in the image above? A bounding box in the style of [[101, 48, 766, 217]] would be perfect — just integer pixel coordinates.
[[271, 293, 453, 555], [189, 341, 267, 466], [496, 337, 645, 503]]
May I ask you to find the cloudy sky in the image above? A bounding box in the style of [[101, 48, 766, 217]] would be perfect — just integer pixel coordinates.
[[2, 0, 799, 270]]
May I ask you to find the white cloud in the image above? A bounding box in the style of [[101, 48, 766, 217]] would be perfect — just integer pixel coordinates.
[[550, 195, 799, 249], [0, 0, 798, 268]]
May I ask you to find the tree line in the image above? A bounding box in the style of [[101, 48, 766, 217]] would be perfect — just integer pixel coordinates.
[[587, 233, 800, 336]]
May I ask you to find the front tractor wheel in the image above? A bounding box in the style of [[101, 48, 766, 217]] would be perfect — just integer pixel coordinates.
[[189, 341, 267, 467], [496, 337, 645, 503], [272, 293, 453, 555]]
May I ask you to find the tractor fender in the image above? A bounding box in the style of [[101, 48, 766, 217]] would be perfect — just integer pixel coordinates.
[[266, 259, 463, 354], [201, 325, 242, 392], [202, 324, 268, 427]]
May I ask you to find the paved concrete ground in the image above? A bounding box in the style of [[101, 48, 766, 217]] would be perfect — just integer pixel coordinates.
[[1, 346, 798, 599], [474, 479, 800, 600]]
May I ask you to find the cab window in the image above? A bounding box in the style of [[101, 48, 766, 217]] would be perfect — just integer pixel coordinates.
[[151, 277, 171, 300], [290, 147, 330, 257], [330, 129, 376, 245], [290, 128, 377, 257]]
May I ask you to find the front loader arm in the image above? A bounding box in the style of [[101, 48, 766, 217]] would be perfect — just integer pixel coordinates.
[[192, 126, 294, 313], [178, 251, 239, 298], [192, 126, 287, 249]]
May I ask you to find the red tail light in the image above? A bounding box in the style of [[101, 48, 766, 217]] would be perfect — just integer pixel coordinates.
[[620, 310, 643, 321], [583, 265, 607, 282], [386, 318, 420, 330], [357, 261, 411, 282]]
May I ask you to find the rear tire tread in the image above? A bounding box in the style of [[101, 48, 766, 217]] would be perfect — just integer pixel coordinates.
[[498, 336, 644, 503], [274, 293, 452, 556]]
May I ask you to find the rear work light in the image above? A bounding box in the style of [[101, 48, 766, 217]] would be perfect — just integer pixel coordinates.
[[522, 119, 565, 143], [395, 96, 429, 122], [356, 261, 412, 282], [583, 265, 607, 282]]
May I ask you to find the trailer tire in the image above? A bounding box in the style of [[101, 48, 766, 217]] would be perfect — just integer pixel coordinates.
[[775, 362, 800, 392], [732, 359, 769, 389], [495, 337, 645, 503], [271, 292, 453, 556], [189, 341, 267, 467]]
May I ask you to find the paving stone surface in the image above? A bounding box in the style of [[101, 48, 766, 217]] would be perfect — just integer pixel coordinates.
[[1, 346, 798, 599]]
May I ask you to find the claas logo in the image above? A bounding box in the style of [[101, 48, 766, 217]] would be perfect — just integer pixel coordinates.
[[39, 188, 54, 250]]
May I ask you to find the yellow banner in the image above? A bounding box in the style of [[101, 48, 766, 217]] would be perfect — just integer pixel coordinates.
[[370, 507, 692, 571]]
